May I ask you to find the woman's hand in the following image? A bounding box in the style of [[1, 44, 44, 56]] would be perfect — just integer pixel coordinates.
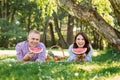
[[74, 53, 86, 62]]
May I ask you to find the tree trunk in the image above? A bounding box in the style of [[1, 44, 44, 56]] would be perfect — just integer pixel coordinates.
[[99, 37, 103, 50], [93, 31, 99, 49], [56, 0, 120, 50], [53, 13, 68, 48], [67, 14, 74, 45], [42, 17, 50, 46], [27, 14, 31, 32], [109, 0, 120, 26], [10, 8, 16, 22], [49, 22, 56, 45], [0, 0, 10, 18]]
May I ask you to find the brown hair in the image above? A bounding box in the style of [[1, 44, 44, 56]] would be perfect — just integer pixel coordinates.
[[73, 32, 90, 54]]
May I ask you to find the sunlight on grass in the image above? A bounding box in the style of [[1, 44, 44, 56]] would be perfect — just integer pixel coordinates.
[[68, 62, 100, 72], [92, 49, 104, 57], [76, 64, 101, 72], [0, 54, 15, 60], [106, 76, 120, 80], [0, 49, 120, 80]]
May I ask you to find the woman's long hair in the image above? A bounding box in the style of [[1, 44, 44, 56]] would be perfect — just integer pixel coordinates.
[[73, 32, 90, 54]]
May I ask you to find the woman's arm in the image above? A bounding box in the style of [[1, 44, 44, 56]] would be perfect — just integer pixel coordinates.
[[67, 44, 76, 61], [85, 45, 93, 62]]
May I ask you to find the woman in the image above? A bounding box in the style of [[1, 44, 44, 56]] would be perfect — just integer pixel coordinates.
[[67, 32, 93, 62]]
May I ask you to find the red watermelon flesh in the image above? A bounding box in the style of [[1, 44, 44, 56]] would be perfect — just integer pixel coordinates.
[[72, 48, 87, 54], [29, 47, 43, 53]]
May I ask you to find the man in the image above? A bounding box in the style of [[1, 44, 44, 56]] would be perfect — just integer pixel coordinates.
[[16, 30, 46, 62]]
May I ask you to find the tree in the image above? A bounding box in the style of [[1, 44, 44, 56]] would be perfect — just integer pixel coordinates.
[[67, 15, 74, 45], [53, 12, 68, 48], [56, 0, 120, 49], [109, 0, 120, 26]]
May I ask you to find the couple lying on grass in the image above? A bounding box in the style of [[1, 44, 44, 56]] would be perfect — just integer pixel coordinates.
[[16, 30, 92, 62]]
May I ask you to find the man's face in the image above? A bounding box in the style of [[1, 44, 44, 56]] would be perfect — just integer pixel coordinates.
[[27, 33, 40, 47]]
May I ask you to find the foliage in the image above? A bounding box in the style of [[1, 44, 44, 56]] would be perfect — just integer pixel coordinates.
[[0, 0, 56, 48], [0, 49, 120, 80], [0, 19, 27, 48], [33, 0, 57, 17], [0, 0, 119, 49], [92, 0, 114, 26]]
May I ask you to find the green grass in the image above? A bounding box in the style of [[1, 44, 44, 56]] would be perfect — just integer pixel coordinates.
[[0, 49, 120, 80]]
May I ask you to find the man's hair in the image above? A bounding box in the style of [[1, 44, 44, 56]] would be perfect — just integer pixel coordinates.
[[28, 30, 40, 36]]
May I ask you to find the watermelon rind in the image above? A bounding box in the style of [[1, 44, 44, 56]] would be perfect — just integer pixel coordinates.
[[29, 47, 43, 54], [72, 48, 87, 55]]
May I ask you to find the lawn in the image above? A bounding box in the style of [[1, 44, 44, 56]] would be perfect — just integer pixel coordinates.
[[0, 49, 120, 80]]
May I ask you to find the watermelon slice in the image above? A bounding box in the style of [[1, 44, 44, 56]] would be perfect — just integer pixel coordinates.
[[72, 48, 87, 55], [29, 47, 43, 53]]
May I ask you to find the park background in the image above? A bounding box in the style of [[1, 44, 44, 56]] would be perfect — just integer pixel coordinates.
[[0, 0, 120, 80]]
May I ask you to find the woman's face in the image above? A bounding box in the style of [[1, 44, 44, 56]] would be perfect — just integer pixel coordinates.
[[27, 33, 40, 47], [76, 34, 85, 48]]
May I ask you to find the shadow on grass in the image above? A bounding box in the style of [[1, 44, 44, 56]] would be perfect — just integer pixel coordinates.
[[92, 49, 120, 63], [98, 66, 120, 76], [90, 65, 120, 80]]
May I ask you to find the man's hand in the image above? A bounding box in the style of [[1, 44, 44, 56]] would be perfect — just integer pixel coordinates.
[[22, 52, 35, 61]]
